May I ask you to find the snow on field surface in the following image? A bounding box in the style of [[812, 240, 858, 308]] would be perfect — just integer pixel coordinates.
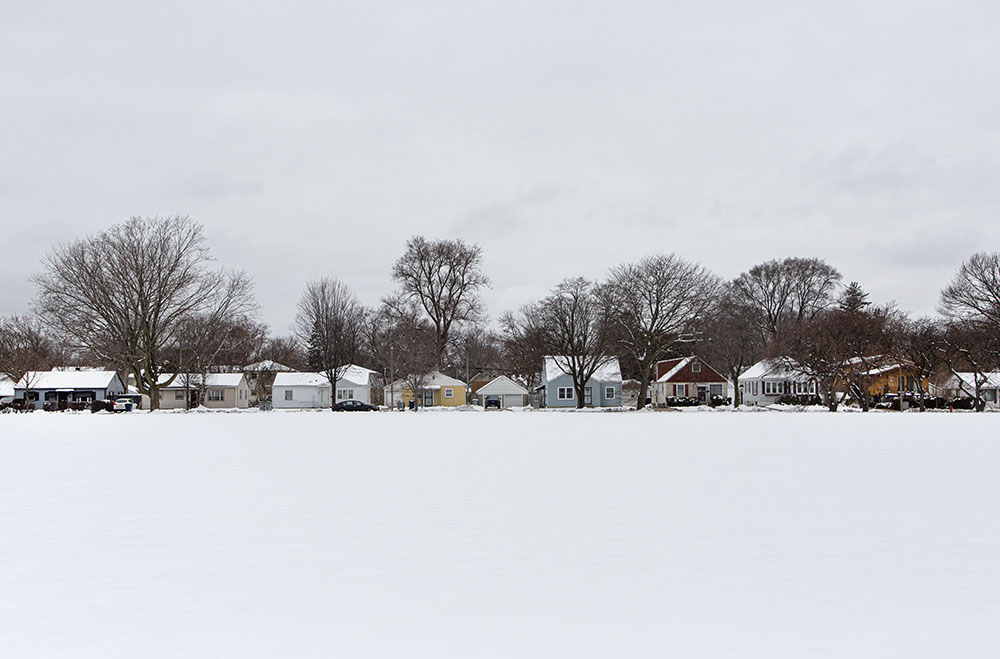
[[2, 411, 999, 658]]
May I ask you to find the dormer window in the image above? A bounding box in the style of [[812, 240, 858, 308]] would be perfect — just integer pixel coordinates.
[[692, 362, 701, 373]]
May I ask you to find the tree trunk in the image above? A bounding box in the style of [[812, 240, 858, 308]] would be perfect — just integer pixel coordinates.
[[730, 370, 740, 408], [148, 383, 160, 411], [575, 379, 586, 409], [636, 361, 653, 410]]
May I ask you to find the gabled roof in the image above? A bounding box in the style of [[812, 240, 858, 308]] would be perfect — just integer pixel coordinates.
[[655, 356, 694, 383], [273, 372, 330, 387], [740, 358, 810, 380], [477, 375, 529, 396], [155, 373, 246, 389], [16, 370, 122, 390], [242, 360, 295, 372], [386, 370, 467, 390], [947, 372, 1000, 389], [542, 356, 622, 384]]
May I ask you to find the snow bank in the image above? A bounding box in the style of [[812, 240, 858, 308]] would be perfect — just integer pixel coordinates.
[[2, 412, 999, 657]]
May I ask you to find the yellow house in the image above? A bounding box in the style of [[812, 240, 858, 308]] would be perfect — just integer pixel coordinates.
[[842, 359, 930, 398], [383, 370, 468, 408]]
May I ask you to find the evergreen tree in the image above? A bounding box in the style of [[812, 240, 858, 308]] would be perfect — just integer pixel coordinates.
[[839, 281, 870, 312], [307, 320, 326, 371]]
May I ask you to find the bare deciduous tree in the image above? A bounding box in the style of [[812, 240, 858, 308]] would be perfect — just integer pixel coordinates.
[[375, 296, 437, 409], [894, 316, 945, 411], [940, 321, 1000, 412], [734, 257, 842, 342], [604, 254, 721, 409], [506, 278, 614, 409], [32, 216, 255, 410], [389, 236, 489, 366], [295, 277, 366, 409], [940, 252, 1000, 327], [698, 286, 765, 407], [0, 315, 63, 409]]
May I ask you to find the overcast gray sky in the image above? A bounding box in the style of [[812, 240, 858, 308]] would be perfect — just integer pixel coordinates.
[[2, 0, 998, 333]]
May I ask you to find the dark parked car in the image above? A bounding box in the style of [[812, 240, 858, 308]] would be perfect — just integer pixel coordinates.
[[332, 400, 379, 412]]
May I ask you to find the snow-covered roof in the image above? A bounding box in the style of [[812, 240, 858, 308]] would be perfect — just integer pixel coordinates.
[[273, 372, 330, 387], [16, 370, 122, 390], [477, 375, 529, 396], [740, 358, 810, 381], [273, 365, 374, 388], [542, 356, 622, 385], [155, 373, 246, 389], [0, 375, 15, 397], [946, 372, 1000, 389], [655, 356, 694, 383], [385, 370, 467, 390], [242, 360, 295, 372]]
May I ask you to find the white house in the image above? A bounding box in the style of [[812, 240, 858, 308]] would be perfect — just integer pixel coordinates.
[[0, 375, 16, 405], [476, 375, 529, 408], [943, 372, 1000, 408], [739, 358, 816, 406], [15, 370, 126, 409], [272, 365, 376, 409]]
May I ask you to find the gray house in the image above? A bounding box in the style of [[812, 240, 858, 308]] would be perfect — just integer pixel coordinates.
[[539, 356, 622, 408], [15, 370, 126, 409]]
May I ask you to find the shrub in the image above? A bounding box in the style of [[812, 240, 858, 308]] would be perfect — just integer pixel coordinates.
[[90, 400, 112, 413], [776, 394, 822, 406]]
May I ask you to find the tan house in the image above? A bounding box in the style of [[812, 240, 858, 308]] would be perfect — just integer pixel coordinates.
[[139, 373, 252, 409]]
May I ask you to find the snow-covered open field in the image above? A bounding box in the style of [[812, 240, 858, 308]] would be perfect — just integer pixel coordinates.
[[2, 410, 998, 658]]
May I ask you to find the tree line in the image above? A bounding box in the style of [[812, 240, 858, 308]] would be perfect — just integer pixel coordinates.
[[1, 215, 999, 411]]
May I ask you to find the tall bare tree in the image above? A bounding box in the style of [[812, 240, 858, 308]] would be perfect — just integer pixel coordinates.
[[603, 254, 721, 409], [170, 315, 266, 408], [389, 236, 489, 366], [699, 286, 765, 407], [32, 216, 254, 410], [940, 252, 1000, 328], [895, 316, 945, 411], [734, 257, 842, 342], [0, 315, 63, 409], [294, 277, 366, 409], [375, 296, 437, 409], [506, 278, 614, 409]]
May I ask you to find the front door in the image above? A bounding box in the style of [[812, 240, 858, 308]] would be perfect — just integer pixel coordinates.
[[697, 385, 707, 403], [584, 387, 593, 406], [423, 390, 434, 407]]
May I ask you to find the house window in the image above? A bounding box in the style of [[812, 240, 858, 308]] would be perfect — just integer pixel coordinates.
[[809, 381, 816, 394], [675, 384, 686, 397], [44, 391, 58, 401], [557, 387, 574, 400], [207, 389, 224, 402], [444, 388, 453, 399], [27, 392, 39, 401], [175, 391, 184, 400], [605, 386, 615, 400], [710, 384, 723, 396], [284, 390, 293, 401], [692, 362, 701, 373], [752, 381, 758, 396], [337, 389, 354, 400]]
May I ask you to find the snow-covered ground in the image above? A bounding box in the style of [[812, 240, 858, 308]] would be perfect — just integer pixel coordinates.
[[2, 411, 999, 658]]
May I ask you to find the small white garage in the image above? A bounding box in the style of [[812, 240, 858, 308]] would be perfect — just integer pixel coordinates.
[[477, 375, 529, 409]]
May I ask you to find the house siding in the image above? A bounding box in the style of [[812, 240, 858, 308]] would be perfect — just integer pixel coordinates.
[[544, 372, 621, 408]]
